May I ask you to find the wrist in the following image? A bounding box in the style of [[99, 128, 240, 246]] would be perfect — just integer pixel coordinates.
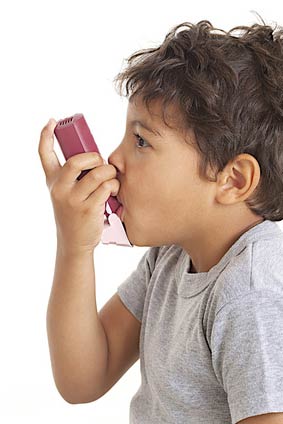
[[56, 242, 95, 258]]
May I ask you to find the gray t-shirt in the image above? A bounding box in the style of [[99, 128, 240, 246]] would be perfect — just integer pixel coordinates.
[[117, 220, 283, 424]]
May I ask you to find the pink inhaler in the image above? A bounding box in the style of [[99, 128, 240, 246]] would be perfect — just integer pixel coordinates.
[[54, 113, 132, 247]]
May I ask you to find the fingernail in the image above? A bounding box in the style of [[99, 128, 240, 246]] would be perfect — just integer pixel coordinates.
[[47, 118, 56, 126]]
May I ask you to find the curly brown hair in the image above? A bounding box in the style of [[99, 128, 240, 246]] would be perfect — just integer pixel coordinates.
[[113, 17, 283, 221]]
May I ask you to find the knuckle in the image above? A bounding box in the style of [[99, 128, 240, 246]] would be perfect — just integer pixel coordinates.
[[50, 184, 61, 201], [40, 127, 46, 137], [102, 180, 113, 191], [66, 156, 76, 167], [88, 168, 100, 182], [92, 152, 102, 160], [65, 157, 78, 172], [40, 125, 49, 138], [85, 152, 102, 163]]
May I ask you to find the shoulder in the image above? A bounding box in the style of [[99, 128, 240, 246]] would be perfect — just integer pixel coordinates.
[[251, 234, 283, 292], [211, 230, 283, 314]]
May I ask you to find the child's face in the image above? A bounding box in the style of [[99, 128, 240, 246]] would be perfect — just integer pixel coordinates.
[[108, 95, 216, 247]]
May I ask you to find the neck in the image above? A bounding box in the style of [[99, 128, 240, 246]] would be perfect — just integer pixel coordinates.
[[181, 213, 264, 274]]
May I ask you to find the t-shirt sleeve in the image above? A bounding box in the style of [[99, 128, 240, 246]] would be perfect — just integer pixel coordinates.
[[211, 290, 283, 424], [117, 246, 161, 323]]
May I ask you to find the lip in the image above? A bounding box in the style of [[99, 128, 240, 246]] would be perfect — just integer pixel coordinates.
[[116, 205, 124, 220], [117, 195, 123, 206]]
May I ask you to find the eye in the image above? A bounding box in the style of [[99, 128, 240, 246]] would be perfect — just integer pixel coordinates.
[[134, 133, 150, 149]]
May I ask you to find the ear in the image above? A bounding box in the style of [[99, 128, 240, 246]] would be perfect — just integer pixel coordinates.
[[215, 154, 261, 205]]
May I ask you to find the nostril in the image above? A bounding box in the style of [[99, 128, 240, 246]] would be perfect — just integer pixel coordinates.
[[113, 164, 120, 175]]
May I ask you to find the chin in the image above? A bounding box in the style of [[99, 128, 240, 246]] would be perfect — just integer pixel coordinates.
[[124, 216, 171, 247], [124, 227, 151, 247], [127, 231, 167, 248]]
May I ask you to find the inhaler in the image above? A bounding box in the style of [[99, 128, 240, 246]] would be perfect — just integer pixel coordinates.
[[54, 113, 132, 247]]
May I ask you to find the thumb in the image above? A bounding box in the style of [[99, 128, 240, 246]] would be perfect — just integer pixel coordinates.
[[38, 118, 62, 185]]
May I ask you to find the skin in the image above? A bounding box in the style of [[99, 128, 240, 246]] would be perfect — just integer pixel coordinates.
[[108, 95, 264, 273], [237, 413, 283, 423]]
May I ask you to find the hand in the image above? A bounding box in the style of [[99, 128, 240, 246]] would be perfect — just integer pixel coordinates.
[[38, 119, 120, 254]]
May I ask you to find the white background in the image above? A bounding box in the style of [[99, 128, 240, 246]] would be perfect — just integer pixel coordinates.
[[1, 0, 283, 423]]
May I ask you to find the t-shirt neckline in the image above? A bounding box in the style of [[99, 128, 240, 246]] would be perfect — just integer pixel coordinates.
[[175, 220, 282, 298]]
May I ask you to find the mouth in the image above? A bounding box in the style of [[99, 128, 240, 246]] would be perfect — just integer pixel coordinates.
[[116, 204, 124, 220], [117, 195, 123, 206]]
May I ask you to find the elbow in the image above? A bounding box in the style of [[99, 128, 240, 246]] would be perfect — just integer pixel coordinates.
[[58, 390, 100, 405], [63, 397, 93, 405], [50, 366, 106, 404], [59, 390, 98, 405], [55, 382, 101, 405]]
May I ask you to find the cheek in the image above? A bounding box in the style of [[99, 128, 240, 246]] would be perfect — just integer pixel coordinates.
[[126, 165, 155, 200], [156, 167, 188, 206], [126, 155, 191, 211]]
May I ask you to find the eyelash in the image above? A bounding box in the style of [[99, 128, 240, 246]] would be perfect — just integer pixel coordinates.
[[133, 133, 150, 149]]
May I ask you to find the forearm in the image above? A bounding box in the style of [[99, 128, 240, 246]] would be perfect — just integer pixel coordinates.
[[46, 245, 108, 403]]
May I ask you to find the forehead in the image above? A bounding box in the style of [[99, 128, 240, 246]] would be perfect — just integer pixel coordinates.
[[127, 95, 186, 133]]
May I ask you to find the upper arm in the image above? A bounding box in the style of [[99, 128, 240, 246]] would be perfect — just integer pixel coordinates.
[[237, 412, 283, 423], [212, 292, 283, 422], [97, 292, 141, 398]]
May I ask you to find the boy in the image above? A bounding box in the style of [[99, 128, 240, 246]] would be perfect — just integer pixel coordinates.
[[38, 19, 283, 424]]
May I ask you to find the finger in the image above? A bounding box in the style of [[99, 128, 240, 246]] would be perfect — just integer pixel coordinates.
[[38, 118, 62, 184], [85, 178, 120, 208], [59, 152, 105, 186], [72, 163, 118, 201]]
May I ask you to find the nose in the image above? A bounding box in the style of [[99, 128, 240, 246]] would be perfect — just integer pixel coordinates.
[[108, 144, 124, 175]]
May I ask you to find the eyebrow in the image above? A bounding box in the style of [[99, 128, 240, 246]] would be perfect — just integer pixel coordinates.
[[130, 120, 162, 137]]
